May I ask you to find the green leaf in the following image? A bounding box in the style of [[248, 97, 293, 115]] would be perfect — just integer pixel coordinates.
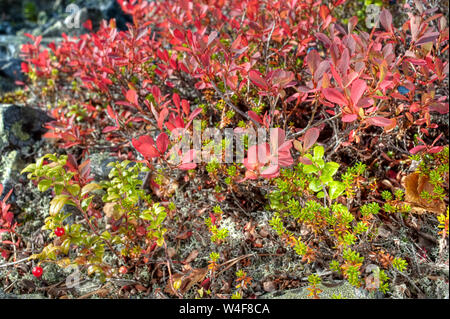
[[81, 196, 94, 211], [323, 162, 340, 178], [319, 174, 333, 184], [67, 184, 80, 197], [329, 181, 346, 200], [303, 164, 319, 174], [101, 231, 111, 241], [49, 195, 70, 216], [313, 145, 324, 160], [309, 179, 322, 192], [54, 183, 64, 195], [81, 183, 102, 197], [38, 179, 53, 192], [60, 238, 71, 255], [21, 164, 36, 175]]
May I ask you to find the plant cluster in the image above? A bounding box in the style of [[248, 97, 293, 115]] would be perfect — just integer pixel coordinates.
[[1, 0, 447, 298]]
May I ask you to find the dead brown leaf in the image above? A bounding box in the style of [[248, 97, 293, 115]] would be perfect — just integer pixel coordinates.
[[403, 172, 446, 214], [183, 249, 199, 264], [103, 202, 124, 219], [164, 267, 208, 296]]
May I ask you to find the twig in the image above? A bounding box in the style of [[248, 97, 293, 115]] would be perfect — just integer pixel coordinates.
[[289, 112, 342, 139], [0, 256, 31, 268]]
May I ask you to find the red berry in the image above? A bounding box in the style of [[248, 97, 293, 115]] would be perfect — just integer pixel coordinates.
[[119, 266, 128, 275], [32, 266, 43, 278], [55, 227, 65, 237]]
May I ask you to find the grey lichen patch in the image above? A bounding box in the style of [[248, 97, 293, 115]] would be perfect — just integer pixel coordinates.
[[10, 121, 30, 141], [221, 217, 244, 244], [261, 281, 373, 299]]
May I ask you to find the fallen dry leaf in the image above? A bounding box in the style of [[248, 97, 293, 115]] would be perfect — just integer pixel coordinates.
[[103, 202, 124, 219], [403, 172, 446, 214], [164, 267, 208, 296], [183, 249, 199, 264]]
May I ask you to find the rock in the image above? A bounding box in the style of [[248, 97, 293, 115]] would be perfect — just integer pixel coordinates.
[[0, 104, 52, 152], [260, 281, 379, 299], [42, 7, 103, 37], [0, 22, 14, 35], [262, 281, 277, 292], [0, 150, 24, 201], [0, 104, 52, 199], [0, 59, 24, 82], [0, 288, 44, 299], [101, 0, 132, 31], [0, 58, 25, 92], [87, 152, 118, 181]]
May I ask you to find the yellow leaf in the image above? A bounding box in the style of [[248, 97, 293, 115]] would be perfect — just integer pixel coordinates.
[[50, 195, 70, 216], [81, 183, 102, 197]]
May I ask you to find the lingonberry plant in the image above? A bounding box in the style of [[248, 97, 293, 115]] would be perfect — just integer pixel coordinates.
[[21, 154, 167, 280], [6, 0, 447, 299]]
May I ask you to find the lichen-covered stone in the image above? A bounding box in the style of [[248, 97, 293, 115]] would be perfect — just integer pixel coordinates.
[[0, 150, 24, 200], [0, 104, 52, 152], [261, 281, 378, 299]]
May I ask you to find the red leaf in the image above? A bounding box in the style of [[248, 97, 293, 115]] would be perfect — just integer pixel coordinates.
[[322, 88, 347, 106], [350, 79, 366, 106], [429, 102, 449, 114], [249, 70, 268, 90], [126, 89, 138, 105], [367, 116, 394, 127], [409, 145, 426, 154], [102, 126, 119, 133], [260, 165, 280, 178], [342, 114, 358, 122], [188, 108, 203, 122], [132, 136, 159, 158], [156, 133, 169, 154], [303, 127, 320, 151], [21, 62, 29, 73], [106, 105, 117, 120], [173, 29, 185, 41], [158, 108, 169, 131], [82, 19, 93, 31], [379, 9, 392, 32], [178, 149, 197, 170], [248, 111, 263, 124], [173, 93, 180, 111], [178, 163, 197, 170], [181, 99, 190, 117], [299, 156, 313, 165]]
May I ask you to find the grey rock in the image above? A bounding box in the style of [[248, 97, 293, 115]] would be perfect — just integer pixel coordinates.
[[42, 6, 103, 37], [260, 281, 378, 299], [87, 152, 118, 181], [101, 0, 132, 31], [0, 288, 44, 299], [0, 150, 24, 201], [0, 104, 52, 152], [0, 58, 25, 82]]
